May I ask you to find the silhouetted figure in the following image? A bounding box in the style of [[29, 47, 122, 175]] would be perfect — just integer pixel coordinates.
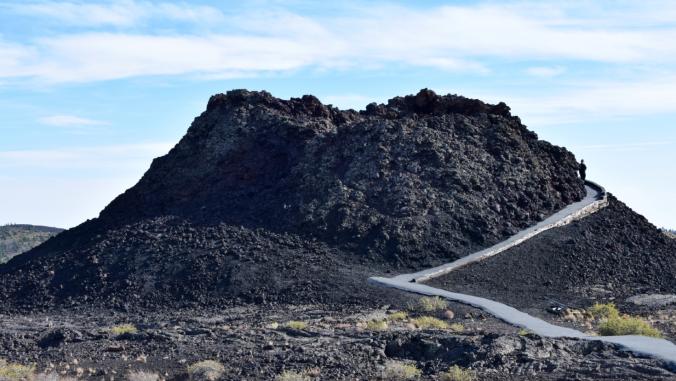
[[579, 159, 587, 181]]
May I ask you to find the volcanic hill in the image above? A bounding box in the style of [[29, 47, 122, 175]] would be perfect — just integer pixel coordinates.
[[0, 89, 586, 310]]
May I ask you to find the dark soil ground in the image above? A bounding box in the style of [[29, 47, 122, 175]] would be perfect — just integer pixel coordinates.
[[427, 194, 676, 341], [1, 300, 674, 380]]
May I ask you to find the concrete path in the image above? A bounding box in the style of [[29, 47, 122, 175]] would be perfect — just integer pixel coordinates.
[[369, 182, 676, 365]]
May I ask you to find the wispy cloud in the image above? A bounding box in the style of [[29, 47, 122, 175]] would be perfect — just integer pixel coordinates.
[[487, 75, 676, 126], [526, 66, 566, 77], [2, 0, 224, 27], [38, 114, 108, 127], [3, 3, 676, 83]]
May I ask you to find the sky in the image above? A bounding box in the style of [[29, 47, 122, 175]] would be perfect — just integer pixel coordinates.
[[0, 0, 674, 229]]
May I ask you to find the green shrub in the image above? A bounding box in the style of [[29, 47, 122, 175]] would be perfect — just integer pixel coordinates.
[[517, 328, 529, 336], [381, 361, 421, 380], [366, 319, 389, 331], [187, 360, 225, 381], [588, 303, 619, 319], [411, 296, 448, 312], [285, 321, 308, 330], [411, 316, 449, 330], [439, 365, 476, 381], [598, 315, 662, 338], [0, 359, 36, 381], [110, 324, 138, 335]]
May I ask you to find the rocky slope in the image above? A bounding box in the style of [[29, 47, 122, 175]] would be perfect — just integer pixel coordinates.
[[0, 224, 62, 263], [0, 89, 585, 309], [428, 194, 676, 310]]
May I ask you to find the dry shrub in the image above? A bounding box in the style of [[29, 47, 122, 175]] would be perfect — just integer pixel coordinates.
[[187, 360, 225, 381]]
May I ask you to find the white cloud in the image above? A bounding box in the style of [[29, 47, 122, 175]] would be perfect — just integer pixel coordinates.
[[3, 3, 676, 83], [3, 0, 224, 27], [10, 33, 338, 83], [39, 114, 108, 127], [503, 76, 676, 125], [526, 66, 566, 77]]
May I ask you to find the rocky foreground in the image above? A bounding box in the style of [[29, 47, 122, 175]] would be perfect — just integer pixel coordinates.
[[1, 300, 674, 380]]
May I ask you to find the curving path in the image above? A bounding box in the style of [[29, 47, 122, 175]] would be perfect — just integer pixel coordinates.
[[369, 181, 676, 366]]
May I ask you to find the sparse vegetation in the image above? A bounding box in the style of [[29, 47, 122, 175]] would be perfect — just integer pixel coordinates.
[[448, 323, 464, 332], [285, 321, 308, 330], [127, 370, 160, 381], [439, 365, 476, 381], [518, 328, 529, 336], [588, 302, 661, 337], [366, 319, 389, 331], [410, 316, 449, 330], [0, 359, 36, 380], [588, 303, 619, 319], [275, 370, 312, 381], [410, 296, 448, 312], [187, 360, 225, 381], [387, 311, 408, 321], [598, 315, 662, 338], [110, 323, 138, 335], [381, 361, 421, 380], [33, 373, 78, 381]]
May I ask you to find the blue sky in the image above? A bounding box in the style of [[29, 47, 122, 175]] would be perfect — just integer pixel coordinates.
[[0, 0, 674, 229]]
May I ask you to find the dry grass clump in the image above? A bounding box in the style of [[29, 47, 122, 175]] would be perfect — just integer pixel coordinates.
[[110, 323, 138, 335], [387, 311, 408, 321], [0, 359, 36, 381], [661, 229, 676, 239], [411, 316, 449, 330], [33, 373, 77, 381], [448, 323, 464, 332], [127, 370, 161, 381], [598, 315, 662, 338], [439, 365, 476, 381], [187, 360, 225, 381], [284, 321, 308, 330], [275, 370, 311, 381], [366, 319, 389, 331], [410, 296, 448, 312], [381, 361, 421, 380]]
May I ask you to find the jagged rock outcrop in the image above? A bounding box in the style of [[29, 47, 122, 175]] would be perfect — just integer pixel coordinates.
[[0, 89, 585, 309]]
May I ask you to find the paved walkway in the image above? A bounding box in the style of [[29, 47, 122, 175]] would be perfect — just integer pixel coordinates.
[[369, 182, 676, 365]]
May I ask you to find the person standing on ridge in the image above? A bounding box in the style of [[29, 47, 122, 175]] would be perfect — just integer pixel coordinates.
[[579, 159, 587, 181]]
